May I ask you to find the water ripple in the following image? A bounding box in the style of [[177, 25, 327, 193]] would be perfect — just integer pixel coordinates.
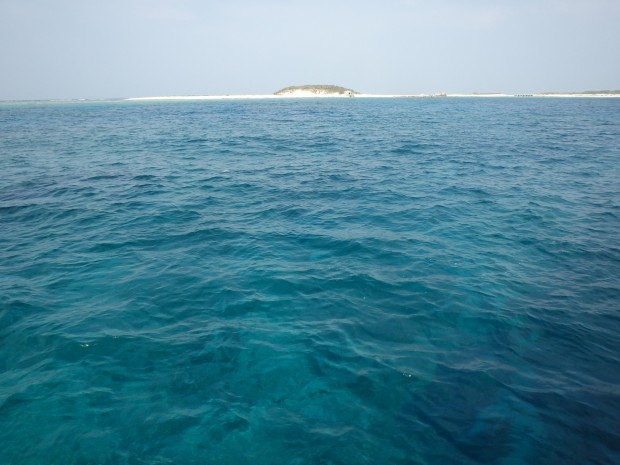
[[1, 98, 620, 464]]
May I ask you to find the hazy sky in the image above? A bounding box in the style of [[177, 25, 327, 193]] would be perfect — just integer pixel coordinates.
[[1, 0, 619, 99]]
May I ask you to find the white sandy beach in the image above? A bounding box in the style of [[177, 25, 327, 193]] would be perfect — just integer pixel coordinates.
[[125, 93, 444, 101], [126, 92, 620, 101], [125, 92, 411, 101]]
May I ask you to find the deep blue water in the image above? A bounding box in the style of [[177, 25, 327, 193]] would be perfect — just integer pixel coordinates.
[[1, 97, 620, 465]]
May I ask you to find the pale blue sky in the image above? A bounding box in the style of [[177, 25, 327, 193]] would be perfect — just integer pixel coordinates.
[[1, 0, 619, 99]]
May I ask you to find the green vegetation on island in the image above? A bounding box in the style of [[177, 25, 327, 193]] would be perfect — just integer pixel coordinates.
[[580, 90, 620, 95], [540, 90, 620, 95], [274, 85, 357, 95]]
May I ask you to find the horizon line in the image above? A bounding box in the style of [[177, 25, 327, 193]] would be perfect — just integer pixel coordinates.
[[3, 90, 620, 103]]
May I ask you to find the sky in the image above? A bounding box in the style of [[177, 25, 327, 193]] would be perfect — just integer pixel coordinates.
[[1, 0, 619, 99]]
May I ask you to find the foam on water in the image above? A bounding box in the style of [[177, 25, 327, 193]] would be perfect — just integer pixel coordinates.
[[1, 98, 620, 464]]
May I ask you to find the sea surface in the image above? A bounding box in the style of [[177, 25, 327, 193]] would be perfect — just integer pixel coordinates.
[[1, 97, 619, 465]]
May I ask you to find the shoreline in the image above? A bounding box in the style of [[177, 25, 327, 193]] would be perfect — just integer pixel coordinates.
[[126, 93, 620, 101]]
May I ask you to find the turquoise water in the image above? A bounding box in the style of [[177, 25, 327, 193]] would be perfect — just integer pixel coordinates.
[[1, 98, 619, 464]]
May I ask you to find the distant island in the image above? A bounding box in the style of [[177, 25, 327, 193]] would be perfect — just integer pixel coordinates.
[[274, 84, 357, 97], [540, 90, 620, 95], [125, 87, 620, 101]]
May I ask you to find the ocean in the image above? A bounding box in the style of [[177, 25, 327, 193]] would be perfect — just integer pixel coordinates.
[[1, 97, 619, 465]]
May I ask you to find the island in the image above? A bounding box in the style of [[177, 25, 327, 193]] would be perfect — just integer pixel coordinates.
[[539, 90, 620, 96], [274, 85, 357, 97], [125, 88, 620, 101]]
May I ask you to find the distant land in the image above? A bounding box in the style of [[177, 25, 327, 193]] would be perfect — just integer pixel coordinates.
[[122, 85, 620, 101], [274, 85, 357, 97], [541, 90, 620, 95]]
